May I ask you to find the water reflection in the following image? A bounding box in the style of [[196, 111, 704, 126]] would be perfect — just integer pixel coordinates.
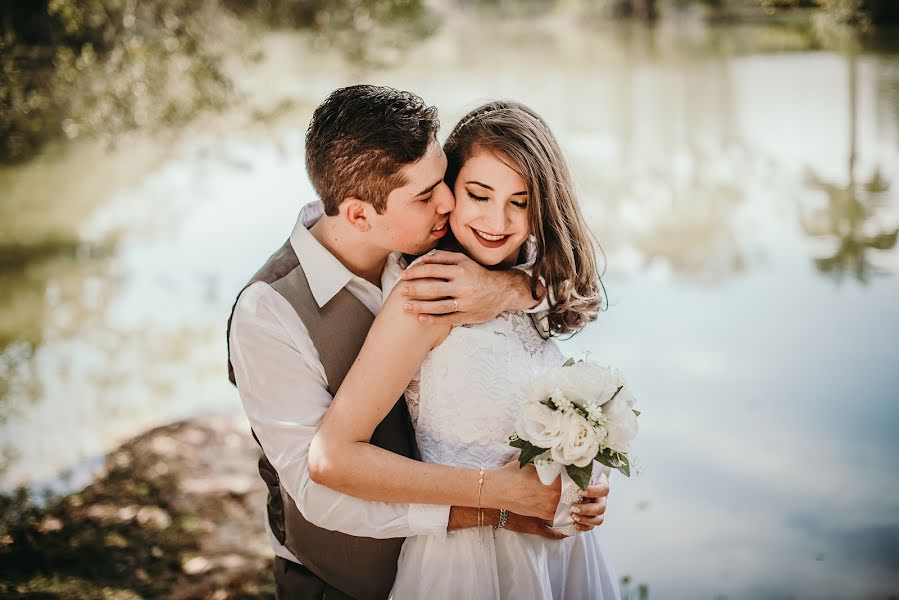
[[0, 0, 438, 164], [800, 51, 898, 283], [1, 9, 898, 598]]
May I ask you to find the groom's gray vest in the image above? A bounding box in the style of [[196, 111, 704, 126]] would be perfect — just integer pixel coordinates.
[[226, 239, 418, 600]]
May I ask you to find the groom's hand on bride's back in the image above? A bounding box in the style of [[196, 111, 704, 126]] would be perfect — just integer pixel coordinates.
[[400, 251, 545, 325]]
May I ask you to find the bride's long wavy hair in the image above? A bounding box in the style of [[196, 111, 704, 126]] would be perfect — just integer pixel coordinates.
[[443, 101, 604, 335]]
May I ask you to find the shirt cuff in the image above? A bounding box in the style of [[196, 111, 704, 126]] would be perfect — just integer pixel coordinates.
[[512, 268, 550, 314], [408, 503, 451, 542], [523, 294, 550, 314]]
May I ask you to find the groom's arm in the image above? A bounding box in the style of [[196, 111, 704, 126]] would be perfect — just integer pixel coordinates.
[[398, 250, 547, 325], [230, 282, 452, 540]]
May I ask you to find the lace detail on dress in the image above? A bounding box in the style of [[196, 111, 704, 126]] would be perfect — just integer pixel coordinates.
[[405, 378, 420, 427], [406, 311, 564, 470]]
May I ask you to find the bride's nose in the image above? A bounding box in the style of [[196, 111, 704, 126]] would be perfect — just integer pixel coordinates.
[[483, 202, 511, 233]]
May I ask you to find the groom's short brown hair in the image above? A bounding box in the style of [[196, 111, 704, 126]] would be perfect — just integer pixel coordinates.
[[305, 85, 440, 216]]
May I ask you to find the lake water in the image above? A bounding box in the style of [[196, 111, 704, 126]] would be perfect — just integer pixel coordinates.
[[1, 9, 898, 599]]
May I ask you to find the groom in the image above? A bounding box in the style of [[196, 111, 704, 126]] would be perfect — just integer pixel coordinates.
[[227, 85, 611, 600]]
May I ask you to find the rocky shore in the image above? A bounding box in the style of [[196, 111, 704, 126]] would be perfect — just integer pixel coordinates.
[[0, 417, 275, 599]]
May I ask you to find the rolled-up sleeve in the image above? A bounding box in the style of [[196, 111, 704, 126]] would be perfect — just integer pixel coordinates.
[[229, 282, 450, 540]]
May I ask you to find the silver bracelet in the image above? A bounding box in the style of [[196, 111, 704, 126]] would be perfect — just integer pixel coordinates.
[[493, 508, 509, 531]]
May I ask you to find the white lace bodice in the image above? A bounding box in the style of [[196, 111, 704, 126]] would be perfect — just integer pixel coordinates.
[[406, 311, 564, 469]]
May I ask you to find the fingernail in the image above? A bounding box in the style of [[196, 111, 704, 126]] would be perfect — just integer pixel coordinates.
[[403, 302, 412, 312], [400, 286, 409, 295], [572, 515, 580, 522], [570, 506, 581, 515]]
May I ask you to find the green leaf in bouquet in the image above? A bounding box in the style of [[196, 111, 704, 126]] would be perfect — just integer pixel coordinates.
[[618, 454, 631, 477], [517, 442, 549, 468], [509, 437, 528, 450], [565, 463, 593, 490], [562, 357, 576, 367], [633, 409, 641, 417], [540, 398, 557, 410], [595, 447, 631, 477]]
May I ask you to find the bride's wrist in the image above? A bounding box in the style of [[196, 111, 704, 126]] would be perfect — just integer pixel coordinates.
[[479, 467, 507, 510]]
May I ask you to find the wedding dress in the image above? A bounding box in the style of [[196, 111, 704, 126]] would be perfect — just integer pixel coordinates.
[[390, 309, 620, 599]]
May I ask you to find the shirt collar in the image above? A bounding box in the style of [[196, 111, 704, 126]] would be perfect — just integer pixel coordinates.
[[290, 202, 354, 308]]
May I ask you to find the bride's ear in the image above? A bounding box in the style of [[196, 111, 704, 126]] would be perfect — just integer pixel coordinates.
[[341, 198, 374, 232]]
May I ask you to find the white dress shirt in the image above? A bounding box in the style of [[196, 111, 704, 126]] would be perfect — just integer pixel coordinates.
[[229, 202, 450, 564]]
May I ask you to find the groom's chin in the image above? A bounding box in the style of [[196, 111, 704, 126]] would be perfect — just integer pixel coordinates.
[[404, 239, 439, 256]]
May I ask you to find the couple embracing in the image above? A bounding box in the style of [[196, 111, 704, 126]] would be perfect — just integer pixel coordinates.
[[227, 85, 620, 599]]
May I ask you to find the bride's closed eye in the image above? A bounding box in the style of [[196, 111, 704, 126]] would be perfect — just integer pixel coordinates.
[[466, 190, 489, 202]]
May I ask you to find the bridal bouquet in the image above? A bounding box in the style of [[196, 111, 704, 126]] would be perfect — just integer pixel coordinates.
[[509, 358, 640, 491]]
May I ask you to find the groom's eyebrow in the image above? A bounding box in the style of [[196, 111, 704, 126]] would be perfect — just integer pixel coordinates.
[[467, 180, 528, 196], [413, 179, 443, 197]]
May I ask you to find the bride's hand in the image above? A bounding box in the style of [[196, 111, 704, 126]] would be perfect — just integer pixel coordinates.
[[487, 461, 560, 521], [570, 472, 610, 532]]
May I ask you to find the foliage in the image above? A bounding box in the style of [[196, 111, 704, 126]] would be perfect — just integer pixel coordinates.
[[0, 0, 437, 164], [0, 0, 237, 164]]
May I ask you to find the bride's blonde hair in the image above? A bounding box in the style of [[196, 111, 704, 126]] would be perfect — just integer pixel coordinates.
[[444, 101, 604, 335]]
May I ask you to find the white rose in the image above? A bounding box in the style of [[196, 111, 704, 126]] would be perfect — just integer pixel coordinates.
[[602, 387, 639, 453], [515, 401, 564, 449], [530, 361, 626, 409], [550, 412, 600, 468], [583, 364, 625, 407]]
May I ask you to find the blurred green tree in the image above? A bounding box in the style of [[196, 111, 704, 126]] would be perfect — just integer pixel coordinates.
[[0, 0, 437, 164], [800, 47, 898, 283]]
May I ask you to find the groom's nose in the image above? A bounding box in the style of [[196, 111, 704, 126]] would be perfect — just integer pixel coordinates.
[[434, 182, 454, 215]]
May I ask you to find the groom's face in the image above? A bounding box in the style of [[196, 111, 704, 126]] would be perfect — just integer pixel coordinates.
[[368, 142, 454, 255]]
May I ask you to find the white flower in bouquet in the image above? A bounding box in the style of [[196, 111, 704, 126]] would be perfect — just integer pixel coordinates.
[[528, 361, 625, 410], [602, 387, 639, 453], [514, 402, 564, 449], [550, 412, 600, 468], [509, 357, 640, 490]]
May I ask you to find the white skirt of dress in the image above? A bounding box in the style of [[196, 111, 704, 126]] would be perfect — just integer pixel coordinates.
[[390, 525, 620, 600]]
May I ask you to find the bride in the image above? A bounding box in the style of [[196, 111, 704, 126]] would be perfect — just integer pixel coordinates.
[[310, 101, 619, 599]]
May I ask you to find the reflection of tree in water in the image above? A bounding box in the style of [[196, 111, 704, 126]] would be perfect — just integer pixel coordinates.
[[874, 55, 899, 146], [0, 0, 439, 163], [630, 157, 748, 281], [800, 49, 898, 284], [802, 167, 896, 283], [587, 29, 751, 283], [263, 0, 440, 67]]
